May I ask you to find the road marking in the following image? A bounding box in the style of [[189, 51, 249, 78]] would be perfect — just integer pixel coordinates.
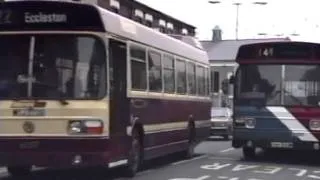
[[171, 155, 208, 166], [220, 148, 234, 153], [208, 156, 239, 161], [137, 169, 155, 176], [217, 176, 229, 179]]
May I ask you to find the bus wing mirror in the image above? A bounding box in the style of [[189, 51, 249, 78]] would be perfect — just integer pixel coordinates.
[[229, 75, 235, 84]]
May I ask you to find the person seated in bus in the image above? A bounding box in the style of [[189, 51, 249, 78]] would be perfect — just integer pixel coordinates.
[[32, 55, 61, 98]]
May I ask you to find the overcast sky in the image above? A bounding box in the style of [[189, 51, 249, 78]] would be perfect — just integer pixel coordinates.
[[136, 0, 320, 42]]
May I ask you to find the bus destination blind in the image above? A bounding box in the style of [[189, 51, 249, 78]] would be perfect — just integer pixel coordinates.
[[0, 1, 105, 31], [236, 42, 320, 60]]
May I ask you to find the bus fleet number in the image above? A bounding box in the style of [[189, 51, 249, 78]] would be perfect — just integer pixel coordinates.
[[258, 48, 274, 57], [0, 10, 12, 24]]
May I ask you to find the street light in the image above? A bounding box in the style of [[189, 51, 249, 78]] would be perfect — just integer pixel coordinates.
[[290, 33, 300, 36], [208, 1, 221, 4], [208, 1, 268, 40]]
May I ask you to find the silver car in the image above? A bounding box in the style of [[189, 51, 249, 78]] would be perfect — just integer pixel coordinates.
[[210, 107, 232, 140]]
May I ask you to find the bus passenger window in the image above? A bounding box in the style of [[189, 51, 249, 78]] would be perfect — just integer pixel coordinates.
[[163, 55, 175, 93], [187, 62, 196, 95], [176, 59, 186, 94], [130, 45, 147, 91], [197, 66, 206, 96], [148, 50, 162, 92]]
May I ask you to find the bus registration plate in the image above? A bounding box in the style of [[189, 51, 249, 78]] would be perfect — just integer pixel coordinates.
[[270, 142, 293, 149]]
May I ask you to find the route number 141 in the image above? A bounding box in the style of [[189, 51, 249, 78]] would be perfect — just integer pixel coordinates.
[[258, 47, 274, 57]]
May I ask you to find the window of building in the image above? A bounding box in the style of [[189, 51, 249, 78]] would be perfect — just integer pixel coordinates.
[[111, 8, 119, 13], [163, 54, 175, 93], [176, 59, 186, 94], [182, 28, 188, 35], [130, 45, 146, 90], [145, 21, 152, 27], [145, 13, 153, 27], [159, 27, 166, 33], [136, 17, 143, 24], [110, 0, 120, 10], [187, 62, 196, 95], [205, 68, 210, 96], [197, 66, 206, 96], [213, 71, 220, 93], [148, 50, 162, 92]]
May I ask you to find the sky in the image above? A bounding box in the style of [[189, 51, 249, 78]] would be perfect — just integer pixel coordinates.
[[136, 0, 320, 42]]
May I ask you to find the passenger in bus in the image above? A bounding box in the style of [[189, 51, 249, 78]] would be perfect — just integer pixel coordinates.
[[33, 56, 60, 98]]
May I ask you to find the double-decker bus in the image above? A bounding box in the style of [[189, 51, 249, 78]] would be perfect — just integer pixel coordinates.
[[231, 41, 320, 159], [0, 0, 211, 177]]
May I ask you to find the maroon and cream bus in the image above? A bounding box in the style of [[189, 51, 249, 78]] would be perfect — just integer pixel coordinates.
[[0, 0, 211, 177]]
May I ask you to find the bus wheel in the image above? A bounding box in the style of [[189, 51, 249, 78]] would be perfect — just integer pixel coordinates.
[[125, 128, 142, 177], [243, 147, 256, 160], [7, 166, 31, 177], [185, 123, 196, 159]]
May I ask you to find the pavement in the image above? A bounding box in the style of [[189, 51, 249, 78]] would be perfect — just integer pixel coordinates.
[[1, 136, 320, 180]]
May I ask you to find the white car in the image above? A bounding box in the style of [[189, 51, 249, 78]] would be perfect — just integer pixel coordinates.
[[210, 107, 232, 140]]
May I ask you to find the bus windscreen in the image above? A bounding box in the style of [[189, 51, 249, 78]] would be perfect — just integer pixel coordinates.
[[0, 1, 105, 31], [236, 42, 320, 61]]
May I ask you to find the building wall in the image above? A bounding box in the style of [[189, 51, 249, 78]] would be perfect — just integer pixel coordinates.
[[98, 0, 196, 36]]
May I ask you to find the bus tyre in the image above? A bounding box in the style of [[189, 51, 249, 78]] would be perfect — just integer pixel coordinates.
[[7, 166, 31, 177], [125, 128, 142, 177], [243, 147, 256, 159]]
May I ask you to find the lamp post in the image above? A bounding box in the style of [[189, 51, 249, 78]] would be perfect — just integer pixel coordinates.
[[209, 1, 268, 40]]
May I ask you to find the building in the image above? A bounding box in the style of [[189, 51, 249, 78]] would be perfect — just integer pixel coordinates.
[[201, 26, 291, 107], [64, 0, 196, 36]]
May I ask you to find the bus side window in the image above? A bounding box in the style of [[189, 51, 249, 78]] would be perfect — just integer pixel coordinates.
[[176, 59, 186, 94], [196, 65, 206, 96], [187, 62, 196, 95], [148, 50, 162, 92], [130, 45, 147, 91], [163, 54, 175, 93]]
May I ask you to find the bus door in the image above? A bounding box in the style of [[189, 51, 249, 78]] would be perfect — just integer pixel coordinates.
[[109, 39, 129, 145]]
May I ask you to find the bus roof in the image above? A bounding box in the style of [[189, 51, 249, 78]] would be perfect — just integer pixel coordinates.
[[0, 0, 209, 64], [236, 41, 320, 62]]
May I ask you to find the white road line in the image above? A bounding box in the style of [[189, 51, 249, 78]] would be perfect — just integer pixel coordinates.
[[208, 156, 239, 161], [220, 148, 235, 153], [137, 169, 155, 176], [171, 155, 208, 166]]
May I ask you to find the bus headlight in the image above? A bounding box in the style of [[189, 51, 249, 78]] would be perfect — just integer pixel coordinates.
[[68, 120, 104, 134], [245, 118, 256, 129], [69, 121, 82, 133], [310, 120, 320, 131]]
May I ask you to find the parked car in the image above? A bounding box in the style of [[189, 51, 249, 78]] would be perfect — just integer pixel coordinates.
[[210, 107, 232, 140]]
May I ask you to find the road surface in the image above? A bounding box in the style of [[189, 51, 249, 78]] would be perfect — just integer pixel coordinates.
[[1, 137, 320, 180]]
